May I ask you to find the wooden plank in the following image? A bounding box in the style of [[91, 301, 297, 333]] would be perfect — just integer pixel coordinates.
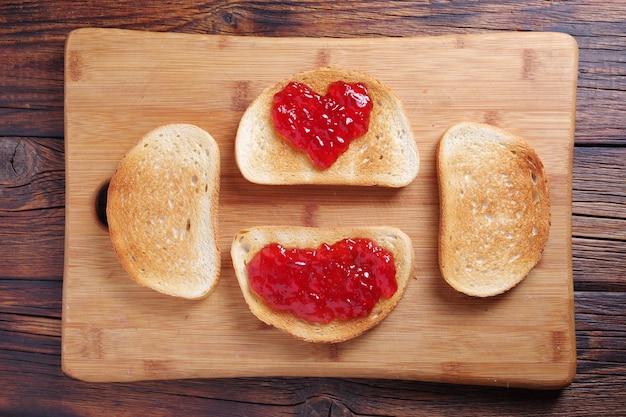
[[62, 28, 577, 387], [4, 292, 626, 416]]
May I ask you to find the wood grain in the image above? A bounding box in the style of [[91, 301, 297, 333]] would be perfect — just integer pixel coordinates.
[[2, 1, 626, 415], [62, 28, 577, 387], [2, 292, 625, 416]]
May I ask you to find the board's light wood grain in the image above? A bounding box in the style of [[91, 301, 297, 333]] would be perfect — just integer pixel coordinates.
[[62, 28, 577, 388]]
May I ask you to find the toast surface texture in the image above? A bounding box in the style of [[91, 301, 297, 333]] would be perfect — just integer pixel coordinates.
[[235, 67, 419, 187], [107, 124, 221, 299], [230, 226, 414, 343], [437, 122, 551, 297]]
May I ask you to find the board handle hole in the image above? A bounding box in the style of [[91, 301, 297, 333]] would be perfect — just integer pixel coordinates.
[[95, 180, 109, 229]]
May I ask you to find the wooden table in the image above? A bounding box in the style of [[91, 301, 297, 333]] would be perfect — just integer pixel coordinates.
[[1, 1, 624, 415]]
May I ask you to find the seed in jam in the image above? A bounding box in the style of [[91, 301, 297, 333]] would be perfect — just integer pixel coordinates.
[[272, 81, 373, 170], [247, 238, 397, 324]]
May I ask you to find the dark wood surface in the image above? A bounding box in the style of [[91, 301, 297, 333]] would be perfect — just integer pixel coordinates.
[[1, 1, 624, 415]]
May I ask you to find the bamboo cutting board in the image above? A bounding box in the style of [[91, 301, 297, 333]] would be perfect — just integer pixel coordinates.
[[62, 28, 578, 388]]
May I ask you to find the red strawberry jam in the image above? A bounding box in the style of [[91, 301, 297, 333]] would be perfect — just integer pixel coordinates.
[[272, 81, 373, 169], [247, 238, 397, 324]]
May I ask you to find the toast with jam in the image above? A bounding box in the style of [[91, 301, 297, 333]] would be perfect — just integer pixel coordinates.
[[437, 122, 551, 297], [107, 124, 221, 299], [230, 226, 414, 343], [235, 67, 419, 187]]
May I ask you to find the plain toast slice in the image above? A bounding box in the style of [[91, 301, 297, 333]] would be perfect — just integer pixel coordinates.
[[437, 122, 551, 297], [107, 124, 221, 299]]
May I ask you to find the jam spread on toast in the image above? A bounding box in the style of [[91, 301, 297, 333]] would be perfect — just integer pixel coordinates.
[[272, 81, 373, 169], [247, 238, 397, 323]]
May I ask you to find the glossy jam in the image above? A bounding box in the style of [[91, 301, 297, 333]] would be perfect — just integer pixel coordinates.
[[272, 81, 373, 169], [247, 238, 397, 324]]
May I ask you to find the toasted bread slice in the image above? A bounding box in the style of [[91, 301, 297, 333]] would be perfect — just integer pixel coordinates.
[[437, 122, 551, 297], [235, 67, 419, 187], [107, 124, 221, 299], [231, 226, 414, 343]]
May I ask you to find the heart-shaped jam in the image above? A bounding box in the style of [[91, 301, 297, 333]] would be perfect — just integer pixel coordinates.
[[247, 238, 397, 324], [272, 81, 373, 169]]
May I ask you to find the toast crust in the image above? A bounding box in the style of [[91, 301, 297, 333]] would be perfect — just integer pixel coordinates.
[[230, 226, 414, 343], [235, 67, 419, 187], [437, 122, 551, 297], [107, 124, 221, 299]]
